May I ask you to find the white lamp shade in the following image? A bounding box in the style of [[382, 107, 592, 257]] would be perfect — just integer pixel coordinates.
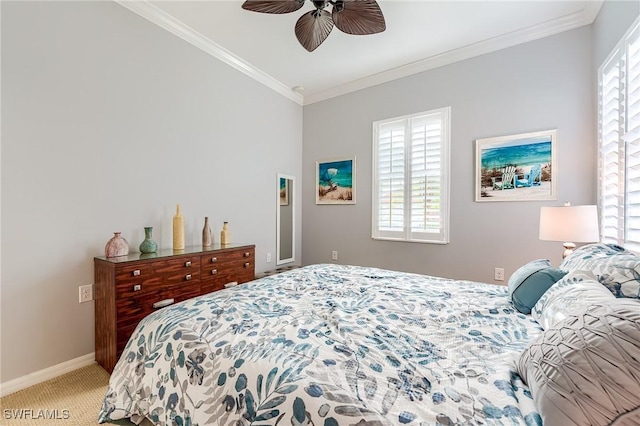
[[539, 205, 600, 242]]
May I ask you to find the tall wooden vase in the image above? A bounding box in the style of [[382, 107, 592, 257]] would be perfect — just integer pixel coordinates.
[[173, 204, 185, 250], [220, 221, 231, 246], [202, 217, 212, 247]]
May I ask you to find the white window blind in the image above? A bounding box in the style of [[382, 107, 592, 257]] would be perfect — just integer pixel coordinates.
[[372, 107, 450, 243], [599, 17, 640, 252]]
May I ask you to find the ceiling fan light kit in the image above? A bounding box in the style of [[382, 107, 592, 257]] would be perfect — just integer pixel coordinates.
[[241, 0, 386, 52]]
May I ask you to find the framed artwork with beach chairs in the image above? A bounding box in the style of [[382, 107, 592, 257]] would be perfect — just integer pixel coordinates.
[[475, 129, 557, 202], [316, 157, 356, 204]]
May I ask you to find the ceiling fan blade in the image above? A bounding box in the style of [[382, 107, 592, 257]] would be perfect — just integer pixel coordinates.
[[295, 10, 334, 52], [332, 0, 386, 35], [241, 0, 305, 14]]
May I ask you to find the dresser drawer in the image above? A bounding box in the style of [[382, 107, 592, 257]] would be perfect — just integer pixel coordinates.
[[115, 266, 162, 299], [201, 270, 238, 290], [202, 261, 254, 283], [165, 267, 200, 285], [201, 259, 254, 294], [236, 265, 255, 283], [154, 256, 201, 280], [201, 280, 226, 294], [115, 257, 200, 298], [116, 282, 201, 329], [116, 291, 159, 328], [201, 275, 249, 294], [115, 264, 153, 280], [202, 249, 254, 275], [116, 282, 202, 354]]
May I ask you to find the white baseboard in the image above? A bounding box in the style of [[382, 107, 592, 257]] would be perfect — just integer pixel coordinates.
[[0, 352, 96, 397]]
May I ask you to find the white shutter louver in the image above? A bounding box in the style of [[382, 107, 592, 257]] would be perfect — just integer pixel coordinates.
[[377, 121, 405, 234], [624, 29, 640, 251], [598, 17, 640, 252], [373, 108, 450, 243], [600, 59, 623, 244]]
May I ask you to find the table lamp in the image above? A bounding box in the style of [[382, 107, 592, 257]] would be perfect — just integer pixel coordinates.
[[539, 203, 600, 258]]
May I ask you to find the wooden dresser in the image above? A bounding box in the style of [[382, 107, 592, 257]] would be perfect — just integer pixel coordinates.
[[94, 243, 255, 372]]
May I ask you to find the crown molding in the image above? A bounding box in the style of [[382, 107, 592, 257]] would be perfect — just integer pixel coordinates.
[[114, 0, 303, 106], [303, 0, 604, 105], [114, 0, 602, 107]]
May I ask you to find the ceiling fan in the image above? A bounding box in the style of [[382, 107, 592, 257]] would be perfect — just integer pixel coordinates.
[[241, 0, 386, 52]]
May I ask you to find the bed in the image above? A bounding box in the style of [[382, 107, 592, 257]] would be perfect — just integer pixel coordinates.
[[98, 244, 640, 426]]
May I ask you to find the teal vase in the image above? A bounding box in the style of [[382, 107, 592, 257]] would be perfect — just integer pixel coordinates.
[[139, 227, 158, 254]]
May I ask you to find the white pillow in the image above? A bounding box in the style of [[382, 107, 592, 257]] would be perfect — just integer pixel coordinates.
[[518, 299, 640, 426], [531, 270, 614, 330]]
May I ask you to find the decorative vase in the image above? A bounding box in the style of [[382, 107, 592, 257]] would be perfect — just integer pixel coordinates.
[[173, 204, 185, 250], [202, 217, 212, 247], [139, 227, 158, 254], [105, 232, 129, 258], [220, 221, 231, 245]]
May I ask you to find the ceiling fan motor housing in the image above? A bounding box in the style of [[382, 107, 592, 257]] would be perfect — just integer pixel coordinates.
[[242, 0, 385, 52], [312, 0, 330, 10]]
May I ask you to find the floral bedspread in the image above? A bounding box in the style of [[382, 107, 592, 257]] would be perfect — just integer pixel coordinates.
[[99, 264, 543, 426]]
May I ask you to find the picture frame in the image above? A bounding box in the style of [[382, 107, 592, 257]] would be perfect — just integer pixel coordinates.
[[279, 177, 289, 206], [316, 157, 356, 205], [475, 129, 557, 202]]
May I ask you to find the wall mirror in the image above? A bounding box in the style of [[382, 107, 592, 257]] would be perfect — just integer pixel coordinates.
[[276, 173, 295, 265]]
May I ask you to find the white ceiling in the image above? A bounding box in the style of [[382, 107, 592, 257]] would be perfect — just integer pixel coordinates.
[[117, 0, 603, 105]]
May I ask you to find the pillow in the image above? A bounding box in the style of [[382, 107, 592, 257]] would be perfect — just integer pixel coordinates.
[[531, 270, 615, 330], [559, 242, 628, 271], [559, 243, 640, 299], [517, 300, 640, 426], [508, 259, 566, 314]]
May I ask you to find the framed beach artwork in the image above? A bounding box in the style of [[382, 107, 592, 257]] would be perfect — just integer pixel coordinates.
[[475, 129, 557, 202], [316, 157, 356, 205], [280, 177, 289, 206]]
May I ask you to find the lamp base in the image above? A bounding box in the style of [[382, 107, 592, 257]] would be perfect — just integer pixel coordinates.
[[562, 242, 576, 259]]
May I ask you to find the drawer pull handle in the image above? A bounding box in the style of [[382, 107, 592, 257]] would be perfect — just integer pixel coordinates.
[[185, 274, 192, 281], [153, 299, 174, 309], [211, 269, 217, 275], [132, 270, 141, 277], [185, 261, 192, 267], [244, 252, 250, 257], [244, 262, 250, 268], [210, 257, 217, 263], [224, 281, 238, 288], [133, 284, 141, 292]]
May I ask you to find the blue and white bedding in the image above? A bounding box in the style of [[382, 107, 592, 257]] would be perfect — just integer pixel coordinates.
[[99, 264, 543, 425]]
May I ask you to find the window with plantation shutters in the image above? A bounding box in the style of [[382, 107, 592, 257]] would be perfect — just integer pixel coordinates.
[[598, 17, 640, 252], [372, 107, 450, 243]]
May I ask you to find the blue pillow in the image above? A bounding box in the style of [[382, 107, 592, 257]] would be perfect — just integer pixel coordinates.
[[508, 259, 567, 314]]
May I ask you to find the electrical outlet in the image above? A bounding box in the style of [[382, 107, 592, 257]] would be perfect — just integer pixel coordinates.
[[266, 252, 272, 263], [494, 268, 505, 281], [79, 284, 93, 303], [331, 250, 338, 261]]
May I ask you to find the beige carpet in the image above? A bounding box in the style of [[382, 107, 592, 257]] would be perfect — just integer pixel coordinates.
[[0, 363, 136, 425]]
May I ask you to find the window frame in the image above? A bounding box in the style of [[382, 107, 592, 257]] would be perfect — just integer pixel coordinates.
[[598, 16, 640, 252], [371, 107, 451, 244]]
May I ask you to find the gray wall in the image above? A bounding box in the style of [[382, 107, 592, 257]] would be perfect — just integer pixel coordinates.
[[302, 26, 595, 283], [1, 1, 302, 383]]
